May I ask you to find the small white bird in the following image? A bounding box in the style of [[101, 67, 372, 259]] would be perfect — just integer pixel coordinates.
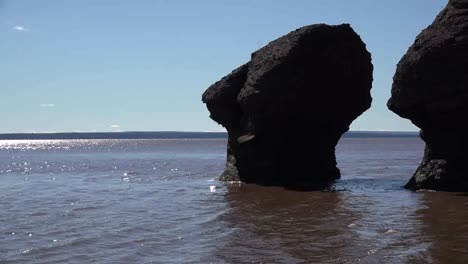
[[210, 186, 216, 192]]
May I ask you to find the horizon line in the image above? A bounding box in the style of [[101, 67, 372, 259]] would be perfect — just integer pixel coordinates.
[[0, 130, 419, 135]]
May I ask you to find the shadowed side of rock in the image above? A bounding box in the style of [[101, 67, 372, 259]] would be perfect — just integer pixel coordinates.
[[388, 0, 468, 191], [203, 23, 373, 189]]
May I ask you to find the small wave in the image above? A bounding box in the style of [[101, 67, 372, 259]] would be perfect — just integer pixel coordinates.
[[71, 206, 100, 212], [121, 171, 145, 183], [21, 249, 32, 254], [123, 171, 139, 176], [384, 229, 397, 234]]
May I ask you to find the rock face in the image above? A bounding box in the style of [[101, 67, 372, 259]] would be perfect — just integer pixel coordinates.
[[388, 0, 468, 191], [203, 24, 373, 188]]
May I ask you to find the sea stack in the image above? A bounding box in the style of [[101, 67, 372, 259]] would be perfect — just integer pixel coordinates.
[[203, 24, 373, 188], [388, 0, 468, 191]]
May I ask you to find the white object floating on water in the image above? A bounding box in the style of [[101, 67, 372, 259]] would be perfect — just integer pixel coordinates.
[[384, 229, 397, 234], [28, 233, 32, 237], [210, 186, 217, 192], [348, 223, 357, 228], [53, 239, 58, 243]]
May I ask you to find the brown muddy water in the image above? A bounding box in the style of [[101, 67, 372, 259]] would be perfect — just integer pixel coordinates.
[[0, 138, 467, 263]]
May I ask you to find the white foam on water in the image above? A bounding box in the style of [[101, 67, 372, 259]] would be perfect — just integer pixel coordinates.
[[367, 248, 378, 255], [228, 181, 242, 185]]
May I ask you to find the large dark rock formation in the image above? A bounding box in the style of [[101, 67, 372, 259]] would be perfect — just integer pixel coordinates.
[[203, 24, 373, 188], [388, 0, 468, 191]]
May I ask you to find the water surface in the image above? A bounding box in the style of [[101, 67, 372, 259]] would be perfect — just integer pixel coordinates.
[[0, 138, 467, 263]]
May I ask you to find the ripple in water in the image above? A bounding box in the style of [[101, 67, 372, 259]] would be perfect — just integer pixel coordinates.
[[0, 138, 467, 263]]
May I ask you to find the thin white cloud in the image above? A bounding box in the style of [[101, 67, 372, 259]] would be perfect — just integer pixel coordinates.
[[27, 130, 57, 134], [110, 124, 120, 128], [12, 25, 29, 32], [203, 128, 227, 132], [40, 104, 55, 107]]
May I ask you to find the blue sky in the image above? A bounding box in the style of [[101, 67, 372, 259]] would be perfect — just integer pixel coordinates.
[[1, 0, 447, 133]]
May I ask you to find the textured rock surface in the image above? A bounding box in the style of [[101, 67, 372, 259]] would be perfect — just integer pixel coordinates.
[[203, 24, 373, 188], [388, 0, 468, 191]]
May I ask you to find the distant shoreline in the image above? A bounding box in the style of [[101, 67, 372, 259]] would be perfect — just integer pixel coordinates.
[[0, 131, 419, 140]]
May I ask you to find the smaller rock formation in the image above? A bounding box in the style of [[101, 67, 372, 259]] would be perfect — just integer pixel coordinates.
[[388, 0, 468, 191], [203, 24, 373, 188]]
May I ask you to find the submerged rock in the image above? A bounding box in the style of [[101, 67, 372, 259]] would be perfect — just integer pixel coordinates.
[[203, 24, 373, 188], [388, 0, 468, 191]]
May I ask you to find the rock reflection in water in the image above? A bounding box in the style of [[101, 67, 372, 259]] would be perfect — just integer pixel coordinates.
[[216, 183, 432, 263]]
